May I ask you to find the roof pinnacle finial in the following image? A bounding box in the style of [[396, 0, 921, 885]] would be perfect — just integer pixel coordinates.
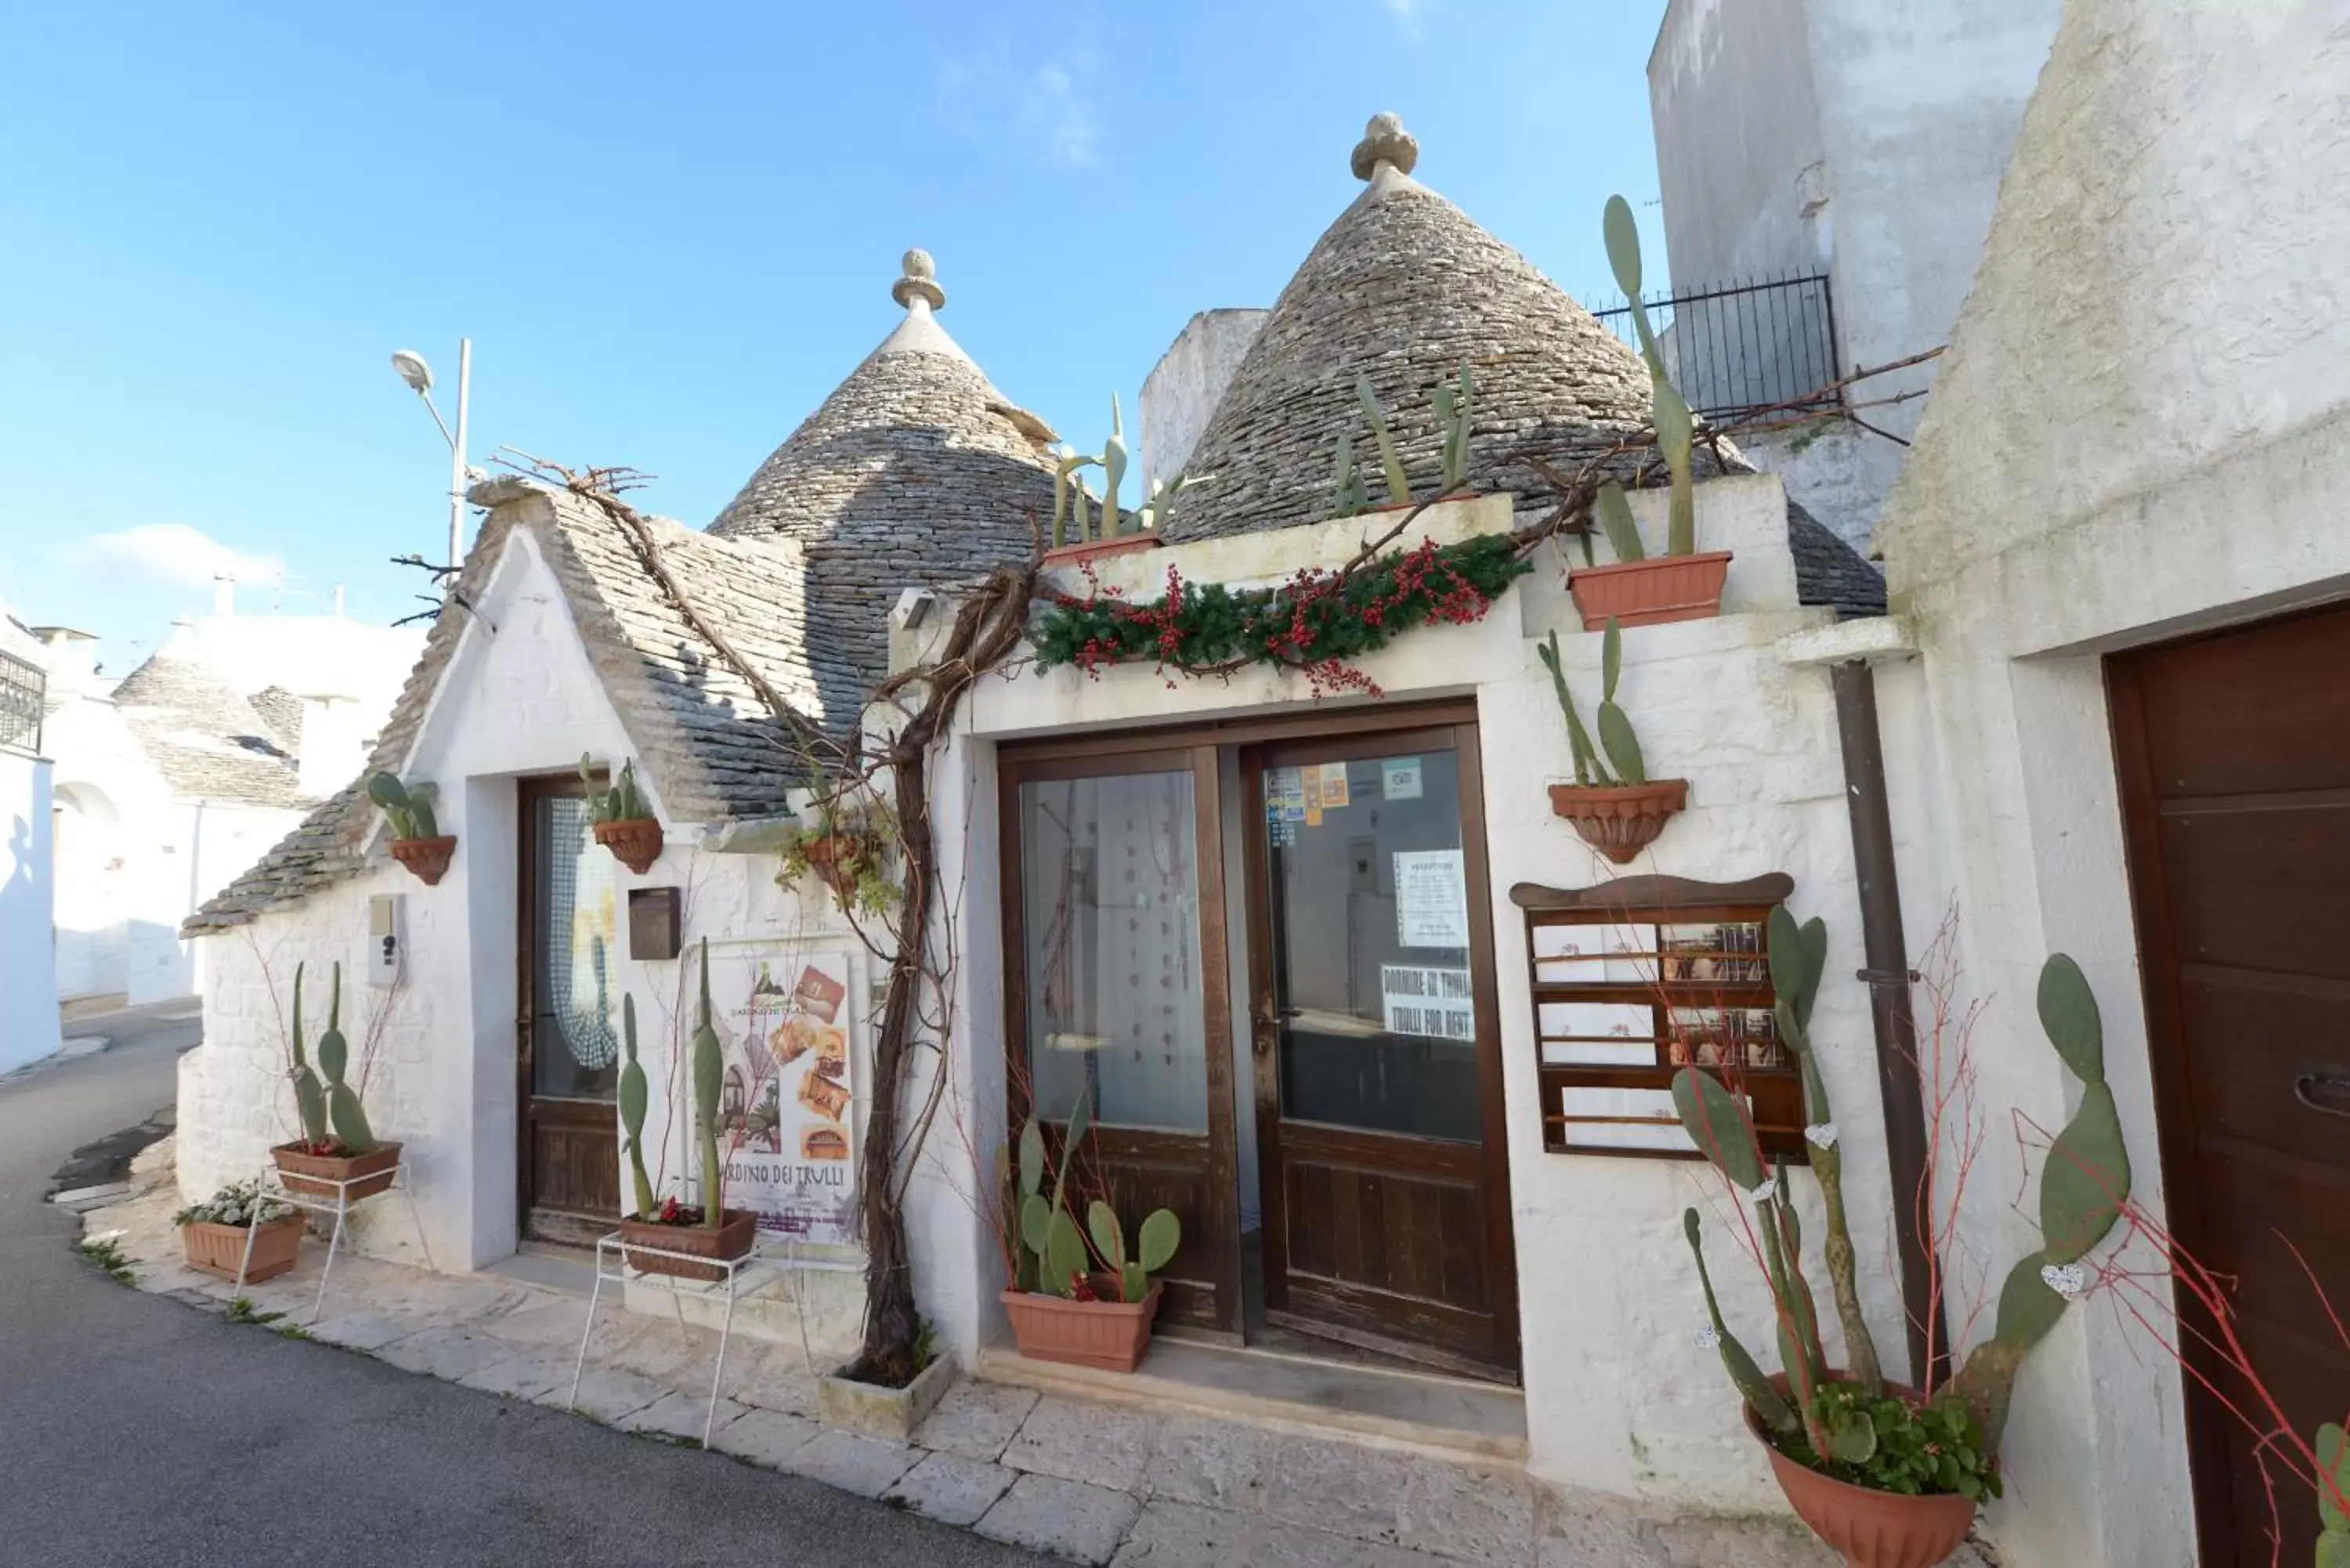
[[1351, 112, 1419, 181], [892, 248, 946, 313]]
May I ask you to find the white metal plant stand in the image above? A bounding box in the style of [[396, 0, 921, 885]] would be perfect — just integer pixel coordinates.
[[234, 1158, 432, 1324], [569, 1230, 862, 1447]]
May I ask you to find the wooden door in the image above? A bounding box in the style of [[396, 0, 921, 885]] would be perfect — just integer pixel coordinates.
[[2110, 604, 2350, 1566], [999, 744, 1243, 1333], [1242, 721, 1519, 1378], [518, 776, 623, 1247]]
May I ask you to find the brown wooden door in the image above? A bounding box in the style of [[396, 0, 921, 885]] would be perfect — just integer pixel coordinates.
[[2110, 604, 2350, 1566], [1242, 722, 1519, 1378], [999, 744, 1243, 1332], [519, 775, 623, 1247]]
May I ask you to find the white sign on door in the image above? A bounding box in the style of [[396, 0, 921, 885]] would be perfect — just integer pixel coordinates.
[[1394, 848, 1470, 948]]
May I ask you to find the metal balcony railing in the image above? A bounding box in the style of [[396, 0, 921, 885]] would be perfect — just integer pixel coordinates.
[[0, 650, 44, 755], [1589, 273, 1842, 425]]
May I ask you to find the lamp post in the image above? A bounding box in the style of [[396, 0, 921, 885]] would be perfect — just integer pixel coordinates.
[[389, 339, 473, 572]]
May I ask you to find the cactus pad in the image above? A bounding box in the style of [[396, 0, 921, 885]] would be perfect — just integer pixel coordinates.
[[2039, 1080, 2131, 1263], [2036, 953, 2105, 1084], [1671, 1067, 1764, 1190]]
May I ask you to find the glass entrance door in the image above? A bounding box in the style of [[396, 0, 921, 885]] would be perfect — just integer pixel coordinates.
[[1244, 723, 1519, 1377], [519, 778, 622, 1246]]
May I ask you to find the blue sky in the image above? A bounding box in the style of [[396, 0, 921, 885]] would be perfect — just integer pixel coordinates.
[[0, 1, 1668, 672]]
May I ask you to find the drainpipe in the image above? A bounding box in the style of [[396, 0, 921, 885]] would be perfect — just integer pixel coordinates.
[[1830, 656, 1949, 1390]]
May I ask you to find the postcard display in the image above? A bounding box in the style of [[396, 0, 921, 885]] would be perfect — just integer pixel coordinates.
[[704, 948, 859, 1245]]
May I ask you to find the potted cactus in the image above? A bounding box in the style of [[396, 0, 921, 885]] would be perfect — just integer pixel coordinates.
[[1567, 196, 1732, 630], [1045, 393, 1195, 562], [271, 961, 403, 1201], [618, 941, 757, 1281], [1675, 914, 2131, 1568], [1332, 363, 1476, 519], [780, 800, 897, 918], [176, 1180, 303, 1283], [998, 1084, 1181, 1372], [583, 754, 663, 873], [1538, 620, 1687, 862], [370, 771, 454, 885]]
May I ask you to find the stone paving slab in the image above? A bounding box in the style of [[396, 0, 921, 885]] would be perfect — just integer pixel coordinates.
[[454, 1350, 572, 1403], [373, 1327, 520, 1382], [1398, 1460, 1538, 1564], [1262, 1433, 1411, 1545], [306, 1309, 422, 1352], [547, 1366, 669, 1425], [1001, 1393, 1157, 1490], [1141, 1414, 1273, 1512], [1112, 1500, 1451, 1567], [915, 1378, 1040, 1461], [884, 1451, 1018, 1526], [786, 1430, 917, 1498], [711, 1408, 820, 1468], [976, 1472, 1143, 1566], [627, 1390, 748, 1445]]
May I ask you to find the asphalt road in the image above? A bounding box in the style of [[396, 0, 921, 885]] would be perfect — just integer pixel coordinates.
[[0, 1010, 1043, 1567]]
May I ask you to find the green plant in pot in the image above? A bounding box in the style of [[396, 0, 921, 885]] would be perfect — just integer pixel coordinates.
[[1536, 618, 1687, 863], [582, 754, 663, 873], [370, 771, 455, 885], [1049, 393, 1195, 551], [618, 941, 757, 1281], [1565, 196, 1730, 630], [1332, 363, 1474, 519], [1674, 916, 2131, 1568], [175, 1179, 305, 1284], [779, 798, 897, 919], [998, 1082, 1182, 1373], [270, 960, 403, 1201]]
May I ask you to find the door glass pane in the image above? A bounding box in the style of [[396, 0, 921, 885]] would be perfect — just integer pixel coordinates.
[[1020, 771, 1209, 1132], [1265, 750, 1480, 1142], [533, 795, 621, 1100]]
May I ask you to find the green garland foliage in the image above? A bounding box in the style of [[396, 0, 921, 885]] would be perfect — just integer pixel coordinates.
[[1032, 532, 1530, 685]]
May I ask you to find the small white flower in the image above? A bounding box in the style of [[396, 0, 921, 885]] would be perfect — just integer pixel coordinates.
[[1694, 1327, 1721, 1350], [1750, 1176, 1779, 1203], [2041, 1262, 2089, 1301], [1804, 1122, 1839, 1150]]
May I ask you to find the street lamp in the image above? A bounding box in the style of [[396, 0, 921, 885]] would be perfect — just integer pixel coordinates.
[[389, 339, 472, 572]]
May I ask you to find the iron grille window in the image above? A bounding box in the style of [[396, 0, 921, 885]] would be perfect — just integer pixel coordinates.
[[1590, 273, 1842, 424], [0, 651, 42, 755]]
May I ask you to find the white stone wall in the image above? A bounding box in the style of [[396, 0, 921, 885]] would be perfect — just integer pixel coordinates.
[[0, 752, 61, 1072], [1139, 309, 1269, 493], [1874, 3, 2350, 1563], [924, 479, 1896, 1511], [181, 529, 855, 1316]]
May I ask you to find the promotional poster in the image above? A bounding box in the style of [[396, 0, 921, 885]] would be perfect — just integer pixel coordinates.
[[707, 948, 857, 1245]]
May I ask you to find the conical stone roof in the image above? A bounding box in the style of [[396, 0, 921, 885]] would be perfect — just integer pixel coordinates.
[[1166, 114, 1658, 543], [708, 250, 1058, 721]]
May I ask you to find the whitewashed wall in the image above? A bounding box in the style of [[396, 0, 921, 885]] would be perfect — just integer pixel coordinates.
[[181, 528, 856, 1326], [920, 478, 1896, 1510], [1873, 3, 2350, 1563], [1, 752, 61, 1072]]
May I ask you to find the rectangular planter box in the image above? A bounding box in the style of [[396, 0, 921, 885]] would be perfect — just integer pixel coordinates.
[[816, 1351, 959, 1440], [271, 1140, 402, 1201], [183, 1214, 304, 1284], [1567, 551, 1733, 629], [1043, 533, 1162, 567], [1001, 1277, 1162, 1374], [618, 1209, 757, 1283]]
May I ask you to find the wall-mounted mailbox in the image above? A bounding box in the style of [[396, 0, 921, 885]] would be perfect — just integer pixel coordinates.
[[629, 886, 682, 961], [367, 894, 404, 987]]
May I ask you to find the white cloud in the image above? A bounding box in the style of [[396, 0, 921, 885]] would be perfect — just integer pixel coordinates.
[[70, 524, 285, 589], [940, 48, 1103, 169], [1386, 0, 1430, 36]]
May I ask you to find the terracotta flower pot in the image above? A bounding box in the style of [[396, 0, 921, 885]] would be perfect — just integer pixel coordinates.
[[1746, 1378, 1981, 1568], [1043, 533, 1162, 566], [619, 1208, 759, 1283], [800, 835, 867, 904], [593, 817, 664, 874], [1568, 551, 1733, 630], [1000, 1275, 1162, 1374], [388, 834, 457, 886], [182, 1213, 304, 1283], [1548, 779, 1688, 864], [271, 1140, 403, 1201]]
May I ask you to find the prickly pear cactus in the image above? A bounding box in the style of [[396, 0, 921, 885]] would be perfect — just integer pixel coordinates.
[[317, 963, 374, 1154], [692, 941, 725, 1229], [2318, 1422, 2347, 1568], [1940, 953, 2131, 1454], [288, 961, 328, 1147], [618, 995, 655, 1217]]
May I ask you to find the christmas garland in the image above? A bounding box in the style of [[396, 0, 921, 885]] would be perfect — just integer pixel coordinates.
[[1032, 531, 1531, 697]]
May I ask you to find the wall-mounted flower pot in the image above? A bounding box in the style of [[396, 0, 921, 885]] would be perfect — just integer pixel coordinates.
[[1746, 1380, 1979, 1568], [1000, 1276, 1162, 1373], [593, 818, 664, 875], [388, 835, 457, 886], [800, 835, 867, 904], [1043, 533, 1162, 567], [272, 1140, 403, 1201], [1567, 551, 1733, 630], [1548, 779, 1688, 865], [618, 1208, 758, 1283], [182, 1214, 304, 1283]]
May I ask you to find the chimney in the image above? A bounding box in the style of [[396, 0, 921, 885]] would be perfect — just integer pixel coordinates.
[[295, 691, 366, 799], [1140, 308, 1269, 492]]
